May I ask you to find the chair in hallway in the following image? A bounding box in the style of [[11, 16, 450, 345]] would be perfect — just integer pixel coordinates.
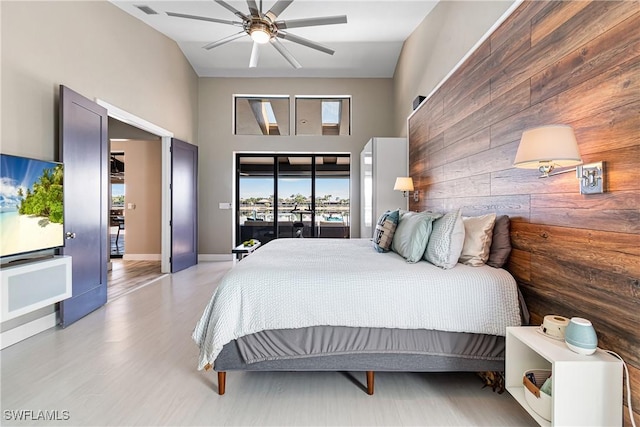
[[115, 217, 125, 247]]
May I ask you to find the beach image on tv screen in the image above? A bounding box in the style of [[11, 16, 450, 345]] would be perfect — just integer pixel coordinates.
[[0, 155, 64, 257]]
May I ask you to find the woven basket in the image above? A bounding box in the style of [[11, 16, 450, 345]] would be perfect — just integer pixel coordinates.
[[523, 369, 552, 421]]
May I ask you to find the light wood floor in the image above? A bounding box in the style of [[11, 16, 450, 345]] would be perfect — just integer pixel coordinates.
[[107, 259, 165, 301], [1, 262, 537, 426]]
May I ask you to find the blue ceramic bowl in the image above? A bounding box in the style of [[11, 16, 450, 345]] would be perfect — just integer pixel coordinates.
[[564, 317, 597, 355]]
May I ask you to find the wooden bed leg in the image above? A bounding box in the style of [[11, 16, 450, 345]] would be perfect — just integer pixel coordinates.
[[218, 371, 226, 395], [366, 371, 374, 395]]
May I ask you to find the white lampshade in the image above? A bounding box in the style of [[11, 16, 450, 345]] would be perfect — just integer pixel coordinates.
[[514, 125, 582, 169], [394, 177, 414, 192]]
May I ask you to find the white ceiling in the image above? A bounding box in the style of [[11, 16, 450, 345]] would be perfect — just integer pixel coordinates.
[[109, 0, 439, 78]]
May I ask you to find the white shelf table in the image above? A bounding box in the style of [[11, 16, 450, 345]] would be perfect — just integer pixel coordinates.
[[506, 326, 622, 426]]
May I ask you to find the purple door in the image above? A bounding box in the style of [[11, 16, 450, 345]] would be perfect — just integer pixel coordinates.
[[171, 138, 198, 273], [59, 86, 108, 327]]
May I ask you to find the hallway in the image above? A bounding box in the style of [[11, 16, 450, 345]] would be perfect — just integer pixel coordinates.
[[107, 259, 164, 301]]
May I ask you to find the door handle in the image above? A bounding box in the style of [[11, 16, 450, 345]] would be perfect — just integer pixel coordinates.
[[65, 232, 76, 239]]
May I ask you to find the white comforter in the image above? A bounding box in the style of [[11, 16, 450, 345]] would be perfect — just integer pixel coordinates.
[[193, 238, 521, 370]]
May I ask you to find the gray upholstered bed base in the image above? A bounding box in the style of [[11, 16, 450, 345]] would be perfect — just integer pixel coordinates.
[[215, 327, 506, 373]]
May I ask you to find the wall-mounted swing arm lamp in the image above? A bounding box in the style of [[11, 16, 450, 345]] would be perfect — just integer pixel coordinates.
[[394, 177, 419, 202], [513, 125, 605, 194]]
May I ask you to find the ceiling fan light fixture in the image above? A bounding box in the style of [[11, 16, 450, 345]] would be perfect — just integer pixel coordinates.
[[250, 23, 271, 44], [167, 0, 348, 69]]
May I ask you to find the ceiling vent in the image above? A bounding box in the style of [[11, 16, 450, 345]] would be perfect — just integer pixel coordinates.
[[135, 5, 158, 15]]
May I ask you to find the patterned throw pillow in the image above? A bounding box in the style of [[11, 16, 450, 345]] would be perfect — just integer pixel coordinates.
[[373, 210, 399, 252], [424, 209, 465, 269]]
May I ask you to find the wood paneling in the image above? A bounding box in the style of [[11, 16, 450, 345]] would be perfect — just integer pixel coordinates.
[[530, 12, 640, 105], [408, 1, 640, 422]]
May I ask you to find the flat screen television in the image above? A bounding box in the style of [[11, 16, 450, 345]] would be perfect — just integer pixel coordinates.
[[0, 154, 64, 258]]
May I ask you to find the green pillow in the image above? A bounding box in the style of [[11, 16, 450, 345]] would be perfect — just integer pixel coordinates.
[[391, 211, 442, 263]]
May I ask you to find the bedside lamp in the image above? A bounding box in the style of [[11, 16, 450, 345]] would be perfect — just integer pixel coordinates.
[[394, 177, 419, 202], [513, 125, 582, 177], [513, 125, 606, 194]]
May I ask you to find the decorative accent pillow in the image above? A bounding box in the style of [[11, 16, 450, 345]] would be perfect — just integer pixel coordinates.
[[391, 211, 442, 263], [372, 210, 400, 252], [487, 215, 512, 268], [424, 209, 465, 269], [459, 213, 497, 266]]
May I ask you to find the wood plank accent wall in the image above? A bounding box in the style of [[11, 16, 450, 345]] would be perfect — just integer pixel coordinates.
[[407, 1, 640, 423]]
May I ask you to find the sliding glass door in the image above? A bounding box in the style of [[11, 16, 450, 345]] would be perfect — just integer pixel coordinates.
[[277, 156, 313, 238], [237, 156, 275, 244], [236, 154, 350, 245], [315, 156, 350, 238]]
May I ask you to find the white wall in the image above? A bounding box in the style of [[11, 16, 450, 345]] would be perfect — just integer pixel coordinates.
[[0, 0, 197, 333], [197, 78, 395, 254], [392, 0, 515, 136], [1, 1, 198, 160]]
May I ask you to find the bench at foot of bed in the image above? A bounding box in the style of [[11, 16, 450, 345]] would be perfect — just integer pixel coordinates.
[[213, 370, 375, 396]]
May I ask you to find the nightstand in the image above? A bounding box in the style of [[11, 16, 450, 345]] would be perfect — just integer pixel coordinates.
[[506, 326, 622, 426], [232, 240, 261, 260]]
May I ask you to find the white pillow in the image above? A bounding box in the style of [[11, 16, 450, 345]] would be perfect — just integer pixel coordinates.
[[458, 213, 497, 266], [391, 211, 441, 263], [424, 209, 465, 269]]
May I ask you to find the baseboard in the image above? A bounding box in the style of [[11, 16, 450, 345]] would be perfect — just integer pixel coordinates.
[[198, 254, 233, 262], [0, 312, 57, 350], [122, 254, 161, 261]]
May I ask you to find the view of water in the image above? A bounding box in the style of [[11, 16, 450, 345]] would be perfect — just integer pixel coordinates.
[[0, 210, 19, 228]]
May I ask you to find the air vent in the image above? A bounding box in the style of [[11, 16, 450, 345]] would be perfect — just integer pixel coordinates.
[[134, 5, 158, 15]]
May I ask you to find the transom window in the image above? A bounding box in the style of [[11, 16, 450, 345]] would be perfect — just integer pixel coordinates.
[[296, 97, 351, 136], [234, 96, 290, 136], [233, 95, 351, 136]]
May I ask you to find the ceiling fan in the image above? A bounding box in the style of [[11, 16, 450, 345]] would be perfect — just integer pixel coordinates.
[[166, 0, 347, 69]]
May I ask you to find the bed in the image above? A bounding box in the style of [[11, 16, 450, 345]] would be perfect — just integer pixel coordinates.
[[193, 238, 522, 395]]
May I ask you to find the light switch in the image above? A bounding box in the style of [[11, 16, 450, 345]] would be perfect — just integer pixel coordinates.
[[127, 203, 136, 210], [219, 202, 232, 210]]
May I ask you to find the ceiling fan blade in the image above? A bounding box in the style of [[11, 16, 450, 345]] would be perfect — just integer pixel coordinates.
[[166, 11, 242, 26], [271, 38, 301, 69], [203, 31, 247, 50], [276, 15, 347, 29], [214, 0, 250, 21], [265, 0, 294, 21], [276, 31, 334, 55], [246, 0, 260, 17], [249, 42, 260, 68]]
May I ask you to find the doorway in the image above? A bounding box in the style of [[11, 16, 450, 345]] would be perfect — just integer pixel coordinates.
[[236, 153, 351, 246], [109, 151, 125, 258], [107, 119, 164, 299], [97, 99, 173, 273]]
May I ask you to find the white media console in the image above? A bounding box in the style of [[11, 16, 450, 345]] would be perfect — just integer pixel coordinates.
[[1, 256, 72, 338]]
